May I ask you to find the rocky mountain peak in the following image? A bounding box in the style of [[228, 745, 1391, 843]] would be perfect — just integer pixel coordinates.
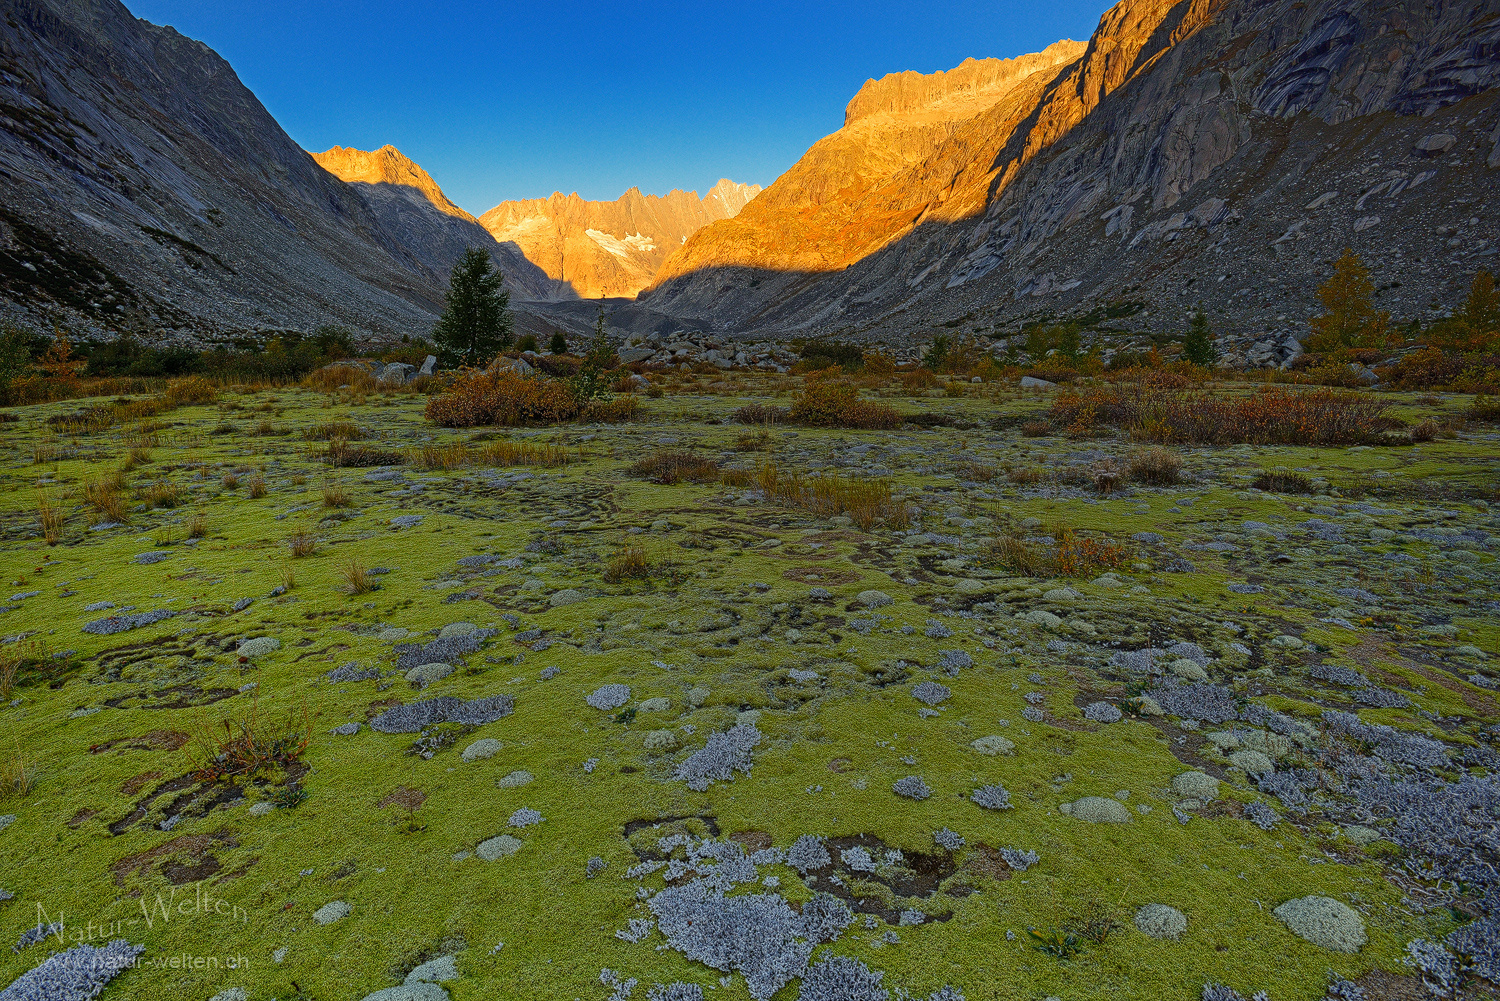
[[843, 39, 1087, 127], [312, 144, 473, 221]]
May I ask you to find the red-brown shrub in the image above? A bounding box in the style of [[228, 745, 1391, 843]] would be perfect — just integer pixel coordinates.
[[425, 370, 581, 427]]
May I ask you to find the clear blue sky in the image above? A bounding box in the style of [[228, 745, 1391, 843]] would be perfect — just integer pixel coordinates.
[[125, 0, 1114, 216]]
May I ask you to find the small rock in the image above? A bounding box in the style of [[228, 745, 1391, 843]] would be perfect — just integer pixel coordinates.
[[437, 622, 477, 640], [389, 515, 423, 529], [549, 589, 585, 608], [1342, 825, 1382, 846], [405, 662, 453, 687], [248, 802, 274, 817], [643, 730, 679, 751], [462, 738, 504, 762], [1273, 895, 1366, 953], [496, 770, 533, 788], [970, 735, 1015, 756], [1134, 903, 1187, 940], [237, 636, 281, 659], [1228, 749, 1275, 775], [637, 697, 670, 712], [856, 590, 893, 608], [1169, 658, 1209, 682], [312, 900, 350, 925], [687, 686, 710, 707], [1020, 376, 1055, 389], [359, 986, 450, 1001], [476, 834, 523, 861], [1172, 771, 1219, 800], [406, 954, 459, 984]]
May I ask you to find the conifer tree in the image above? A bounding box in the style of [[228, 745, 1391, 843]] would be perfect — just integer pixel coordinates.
[[433, 248, 512, 367], [1183, 305, 1218, 367]]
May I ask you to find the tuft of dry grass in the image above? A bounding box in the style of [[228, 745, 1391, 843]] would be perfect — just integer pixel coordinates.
[[957, 461, 999, 483], [164, 376, 218, 405], [732, 403, 789, 425], [343, 559, 373, 595], [33, 436, 64, 464], [984, 526, 1129, 578], [474, 440, 571, 468], [287, 530, 316, 558], [1007, 466, 1046, 485], [303, 421, 365, 441], [326, 438, 404, 467], [35, 492, 64, 545], [191, 700, 311, 785], [322, 480, 352, 508], [247, 475, 267, 499], [279, 565, 296, 591], [603, 546, 653, 583], [1020, 420, 1051, 438], [221, 470, 239, 489], [582, 397, 639, 423], [755, 459, 912, 531], [630, 449, 720, 484], [84, 472, 127, 524], [303, 364, 378, 394], [1127, 447, 1182, 485], [411, 441, 470, 471], [187, 512, 209, 538], [1252, 469, 1313, 494], [0, 744, 35, 801], [141, 479, 180, 509], [0, 646, 19, 700]]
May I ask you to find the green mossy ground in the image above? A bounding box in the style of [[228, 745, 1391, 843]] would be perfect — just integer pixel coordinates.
[[0, 381, 1495, 1000]]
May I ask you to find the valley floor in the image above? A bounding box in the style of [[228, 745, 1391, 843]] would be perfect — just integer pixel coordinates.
[[0, 378, 1496, 1001]]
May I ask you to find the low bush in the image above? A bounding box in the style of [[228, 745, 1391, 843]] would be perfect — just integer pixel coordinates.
[[325, 439, 404, 467], [582, 397, 638, 422], [1127, 447, 1182, 485], [1253, 470, 1313, 494], [192, 702, 311, 785], [756, 460, 911, 531], [788, 378, 902, 429], [425, 369, 581, 427], [984, 527, 1128, 578], [631, 450, 720, 484], [732, 403, 788, 424], [1051, 384, 1397, 445], [603, 546, 653, 583], [302, 421, 365, 441]]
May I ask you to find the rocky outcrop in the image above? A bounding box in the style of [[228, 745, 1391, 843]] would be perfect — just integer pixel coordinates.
[[311, 145, 560, 301], [479, 180, 761, 300], [643, 0, 1500, 344], [0, 0, 525, 341]]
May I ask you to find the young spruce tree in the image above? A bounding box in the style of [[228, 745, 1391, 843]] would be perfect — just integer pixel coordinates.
[[433, 247, 513, 367], [1183, 305, 1218, 367]]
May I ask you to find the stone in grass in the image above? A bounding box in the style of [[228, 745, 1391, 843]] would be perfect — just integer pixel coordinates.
[[1062, 797, 1131, 823], [638, 696, 670, 712], [1228, 750, 1275, 775], [312, 900, 350, 925], [549, 589, 585, 608], [644, 730, 679, 752], [856, 590, 893, 608], [248, 802, 274, 817], [405, 662, 453, 687], [687, 686, 710, 707], [1134, 904, 1187, 940], [389, 515, 423, 529], [0, 814, 17, 832], [462, 738, 503, 762], [1083, 702, 1122, 723], [586, 684, 631, 710], [1169, 658, 1209, 682], [438, 622, 477, 640], [359, 986, 450, 1001], [1171, 771, 1219, 800], [970, 735, 1015, 756], [406, 954, 459, 984], [911, 681, 951, 706], [496, 770, 533, 788], [893, 776, 931, 800], [237, 636, 281, 659], [1273, 896, 1366, 953], [476, 834, 523, 861]]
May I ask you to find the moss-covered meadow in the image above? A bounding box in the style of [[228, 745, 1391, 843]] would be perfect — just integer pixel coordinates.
[[0, 376, 1496, 1000]]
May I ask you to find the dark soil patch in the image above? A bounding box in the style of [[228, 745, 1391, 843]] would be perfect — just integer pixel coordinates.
[[103, 685, 239, 710], [111, 829, 240, 890], [90, 729, 190, 754]]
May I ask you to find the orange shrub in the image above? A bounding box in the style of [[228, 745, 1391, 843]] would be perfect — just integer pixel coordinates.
[[425, 369, 581, 427], [789, 378, 902, 429]]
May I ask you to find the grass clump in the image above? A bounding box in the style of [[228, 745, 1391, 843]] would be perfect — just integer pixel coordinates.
[[1, 744, 35, 800], [1126, 447, 1182, 485], [788, 378, 902, 429], [326, 438, 404, 467], [984, 526, 1128, 578], [84, 472, 127, 524], [246, 474, 267, 498], [322, 480, 352, 508], [756, 460, 911, 531], [35, 491, 63, 545], [163, 375, 218, 405], [582, 397, 638, 422], [630, 450, 720, 484], [343, 559, 374, 595], [186, 511, 208, 538], [141, 479, 180, 509], [475, 440, 570, 468], [1253, 469, 1313, 494], [303, 420, 365, 441], [192, 702, 311, 785], [287, 530, 316, 558], [411, 441, 469, 470], [732, 403, 789, 425], [603, 546, 653, 583]]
